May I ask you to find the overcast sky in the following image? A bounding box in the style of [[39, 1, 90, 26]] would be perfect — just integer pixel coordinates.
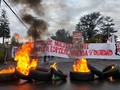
[[1, 0, 120, 43]]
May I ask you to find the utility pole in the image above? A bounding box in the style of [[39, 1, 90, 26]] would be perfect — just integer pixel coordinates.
[[34, 18, 37, 45], [33, 17, 38, 59]]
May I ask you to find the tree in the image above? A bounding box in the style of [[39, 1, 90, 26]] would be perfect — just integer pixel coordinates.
[[0, 9, 10, 44], [51, 29, 72, 43], [11, 36, 20, 46], [75, 12, 117, 43], [76, 12, 103, 40], [100, 16, 117, 42]]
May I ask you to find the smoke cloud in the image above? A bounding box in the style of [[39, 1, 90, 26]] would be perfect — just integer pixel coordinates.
[[10, 0, 47, 40], [11, 0, 44, 15], [22, 13, 48, 39]]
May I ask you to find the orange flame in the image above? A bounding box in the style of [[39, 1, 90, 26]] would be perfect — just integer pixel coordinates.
[[73, 58, 90, 72], [14, 33, 19, 39], [0, 65, 15, 74], [50, 62, 57, 71], [109, 66, 115, 81], [14, 40, 38, 76]]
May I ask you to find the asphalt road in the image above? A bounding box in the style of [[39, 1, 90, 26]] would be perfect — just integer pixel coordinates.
[[0, 57, 120, 90]]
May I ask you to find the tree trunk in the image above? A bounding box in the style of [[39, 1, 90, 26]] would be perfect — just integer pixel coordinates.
[[3, 36, 4, 45], [3, 36, 5, 62]]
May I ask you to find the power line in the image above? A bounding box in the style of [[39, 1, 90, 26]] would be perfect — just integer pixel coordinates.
[[7, 0, 27, 33], [2, 0, 29, 30], [2, 1, 20, 30], [7, 0, 20, 15], [7, 0, 24, 16]]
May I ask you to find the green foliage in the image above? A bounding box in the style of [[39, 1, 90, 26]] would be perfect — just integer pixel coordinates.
[[0, 45, 4, 62], [0, 50, 4, 57], [100, 16, 117, 42], [87, 38, 97, 43], [11, 36, 18, 46], [51, 29, 72, 43], [75, 12, 117, 43], [0, 9, 10, 44], [11, 36, 23, 46], [76, 12, 103, 39]]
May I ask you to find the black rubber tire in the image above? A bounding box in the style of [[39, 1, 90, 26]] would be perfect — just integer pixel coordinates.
[[0, 73, 18, 82], [35, 66, 50, 72], [102, 64, 119, 78], [29, 69, 52, 81], [51, 68, 67, 80], [14, 69, 31, 80], [88, 64, 103, 79], [70, 71, 94, 81]]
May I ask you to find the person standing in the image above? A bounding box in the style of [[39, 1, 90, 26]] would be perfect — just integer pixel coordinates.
[[43, 55, 47, 63], [115, 43, 120, 56], [4, 42, 10, 64]]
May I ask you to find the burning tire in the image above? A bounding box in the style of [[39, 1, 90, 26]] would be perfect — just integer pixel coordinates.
[[15, 69, 31, 80], [51, 68, 67, 80], [29, 69, 52, 81], [70, 71, 94, 81], [102, 64, 119, 78], [88, 64, 103, 79], [0, 73, 17, 82], [35, 66, 50, 72]]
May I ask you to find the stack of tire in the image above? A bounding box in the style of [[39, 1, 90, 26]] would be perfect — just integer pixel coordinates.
[[1, 66, 67, 82], [70, 71, 94, 81], [14, 67, 52, 81], [70, 64, 120, 81], [102, 64, 120, 79], [88, 64, 120, 80], [29, 67, 52, 81], [1, 64, 120, 82]]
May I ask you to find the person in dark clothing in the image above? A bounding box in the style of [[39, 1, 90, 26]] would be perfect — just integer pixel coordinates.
[[115, 43, 120, 56], [44, 55, 47, 63], [43, 55, 54, 63]]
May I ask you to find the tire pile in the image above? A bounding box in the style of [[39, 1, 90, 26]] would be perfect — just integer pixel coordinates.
[[0, 64, 120, 82], [70, 64, 120, 81], [0, 66, 67, 82]]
